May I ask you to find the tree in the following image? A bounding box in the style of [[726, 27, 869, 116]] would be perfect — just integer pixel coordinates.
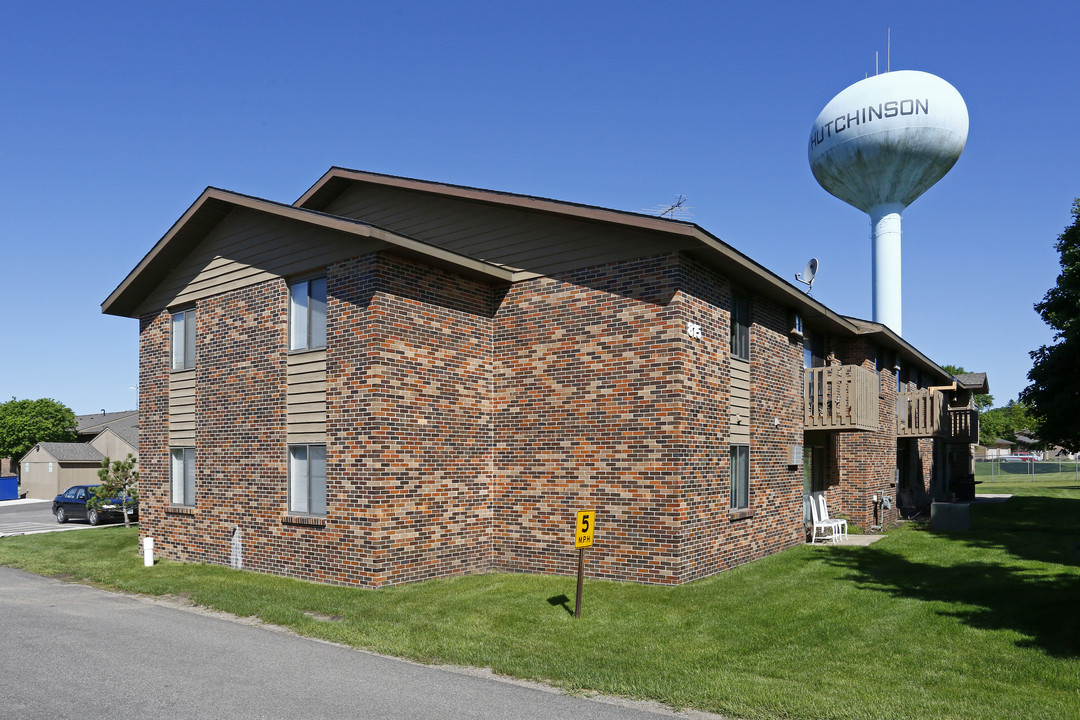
[[89, 455, 139, 529], [1022, 199, 1080, 451], [0, 398, 77, 474], [978, 400, 1036, 447]]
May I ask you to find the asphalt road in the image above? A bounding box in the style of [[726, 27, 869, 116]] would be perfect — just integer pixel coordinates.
[[0, 500, 101, 538], [0, 568, 719, 720]]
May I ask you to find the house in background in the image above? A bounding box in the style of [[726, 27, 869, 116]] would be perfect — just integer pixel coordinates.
[[20, 443, 107, 500], [19, 413, 138, 499], [74, 410, 138, 442], [102, 168, 986, 588], [977, 438, 1014, 460]]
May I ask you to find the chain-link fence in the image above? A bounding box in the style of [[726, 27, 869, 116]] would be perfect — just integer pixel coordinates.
[[975, 458, 1080, 481]]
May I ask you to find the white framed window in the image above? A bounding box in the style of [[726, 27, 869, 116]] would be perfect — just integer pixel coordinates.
[[288, 444, 326, 516], [730, 445, 749, 510], [170, 447, 195, 506], [289, 277, 327, 351], [171, 308, 196, 370], [730, 293, 750, 361]]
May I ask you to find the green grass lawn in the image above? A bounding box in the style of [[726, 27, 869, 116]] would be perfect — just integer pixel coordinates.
[[2, 483, 1078, 720]]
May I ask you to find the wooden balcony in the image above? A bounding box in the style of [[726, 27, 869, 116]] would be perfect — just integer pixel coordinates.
[[804, 365, 879, 432], [947, 408, 979, 444], [897, 389, 947, 438]]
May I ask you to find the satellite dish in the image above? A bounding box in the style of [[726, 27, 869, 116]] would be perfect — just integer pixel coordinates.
[[796, 257, 819, 294]]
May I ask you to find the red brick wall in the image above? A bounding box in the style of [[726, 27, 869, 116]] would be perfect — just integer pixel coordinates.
[[137, 311, 170, 554], [491, 254, 806, 585], [139, 282, 293, 573], [327, 253, 495, 586], [195, 281, 290, 573], [490, 254, 685, 584], [678, 257, 805, 579], [139, 254, 496, 588], [833, 339, 899, 528], [136, 243, 948, 587]]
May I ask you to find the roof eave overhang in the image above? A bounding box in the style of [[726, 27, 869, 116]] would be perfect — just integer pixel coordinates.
[[684, 228, 859, 336], [843, 317, 955, 383]]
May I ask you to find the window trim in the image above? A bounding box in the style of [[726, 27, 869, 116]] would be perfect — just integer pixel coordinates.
[[171, 308, 196, 371], [730, 444, 750, 510], [288, 444, 327, 517], [288, 276, 327, 352], [169, 447, 196, 507]]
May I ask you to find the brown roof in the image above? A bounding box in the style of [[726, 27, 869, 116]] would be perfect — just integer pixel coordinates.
[[103, 167, 969, 384]]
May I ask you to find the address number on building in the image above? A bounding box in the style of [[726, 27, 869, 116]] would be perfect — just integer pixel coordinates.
[[575, 510, 595, 548]]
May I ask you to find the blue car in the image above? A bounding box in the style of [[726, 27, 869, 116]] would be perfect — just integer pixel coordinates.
[[53, 485, 138, 526]]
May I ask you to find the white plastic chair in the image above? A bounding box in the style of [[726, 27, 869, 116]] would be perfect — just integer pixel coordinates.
[[807, 494, 838, 544], [815, 492, 848, 540]]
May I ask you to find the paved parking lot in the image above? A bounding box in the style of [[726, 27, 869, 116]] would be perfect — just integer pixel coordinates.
[[0, 499, 106, 538]]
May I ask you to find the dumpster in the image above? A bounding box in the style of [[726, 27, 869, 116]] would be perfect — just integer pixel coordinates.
[[0, 476, 18, 501]]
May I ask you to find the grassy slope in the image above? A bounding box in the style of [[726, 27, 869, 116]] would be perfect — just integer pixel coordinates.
[[2, 483, 1078, 720]]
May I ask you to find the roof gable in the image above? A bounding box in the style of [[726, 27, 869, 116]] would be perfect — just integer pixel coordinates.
[[102, 188, 514, 318]]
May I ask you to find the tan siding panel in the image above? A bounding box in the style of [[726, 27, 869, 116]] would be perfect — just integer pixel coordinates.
[[287, 351, 327, 370], [323, 185, 693, 275], [287, 410, 327, 425], [287, 351, 326, 443], [169, 369, 196, 444], [287, 431, 329, 445], [286, 391, 327, 406], [137, 209, 379, 315]]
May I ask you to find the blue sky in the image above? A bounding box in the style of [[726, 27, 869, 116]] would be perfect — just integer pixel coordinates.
[[1, 1, 1075, 415]]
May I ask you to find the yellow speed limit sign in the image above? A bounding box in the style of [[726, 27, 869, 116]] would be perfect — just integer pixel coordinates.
[[575, 510, 595, 548]]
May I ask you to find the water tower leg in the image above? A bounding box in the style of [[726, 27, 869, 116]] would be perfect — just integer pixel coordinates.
[[870, 203, 905, 336]]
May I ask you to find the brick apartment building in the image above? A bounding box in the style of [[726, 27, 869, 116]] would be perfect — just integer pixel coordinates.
[[102, 168, 986, 587]]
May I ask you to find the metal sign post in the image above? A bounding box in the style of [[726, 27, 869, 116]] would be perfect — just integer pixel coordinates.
[[574, 510, 595, 619]]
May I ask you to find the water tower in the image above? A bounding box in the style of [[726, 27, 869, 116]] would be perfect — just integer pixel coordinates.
[[808, 70, 968, 336]]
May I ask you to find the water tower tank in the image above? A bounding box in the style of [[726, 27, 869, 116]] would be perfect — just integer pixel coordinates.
[[808, 70, 968, 335]]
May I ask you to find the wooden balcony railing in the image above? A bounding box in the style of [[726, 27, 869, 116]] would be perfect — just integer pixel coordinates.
[[897, 389, 947, 437], [947, 408, 979, 444], [804, 365, 879, 432]]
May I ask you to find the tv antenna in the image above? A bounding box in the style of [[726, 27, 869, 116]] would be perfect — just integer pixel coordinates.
[[795, 257, 819, 295], [642, 194, 692, 220]]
